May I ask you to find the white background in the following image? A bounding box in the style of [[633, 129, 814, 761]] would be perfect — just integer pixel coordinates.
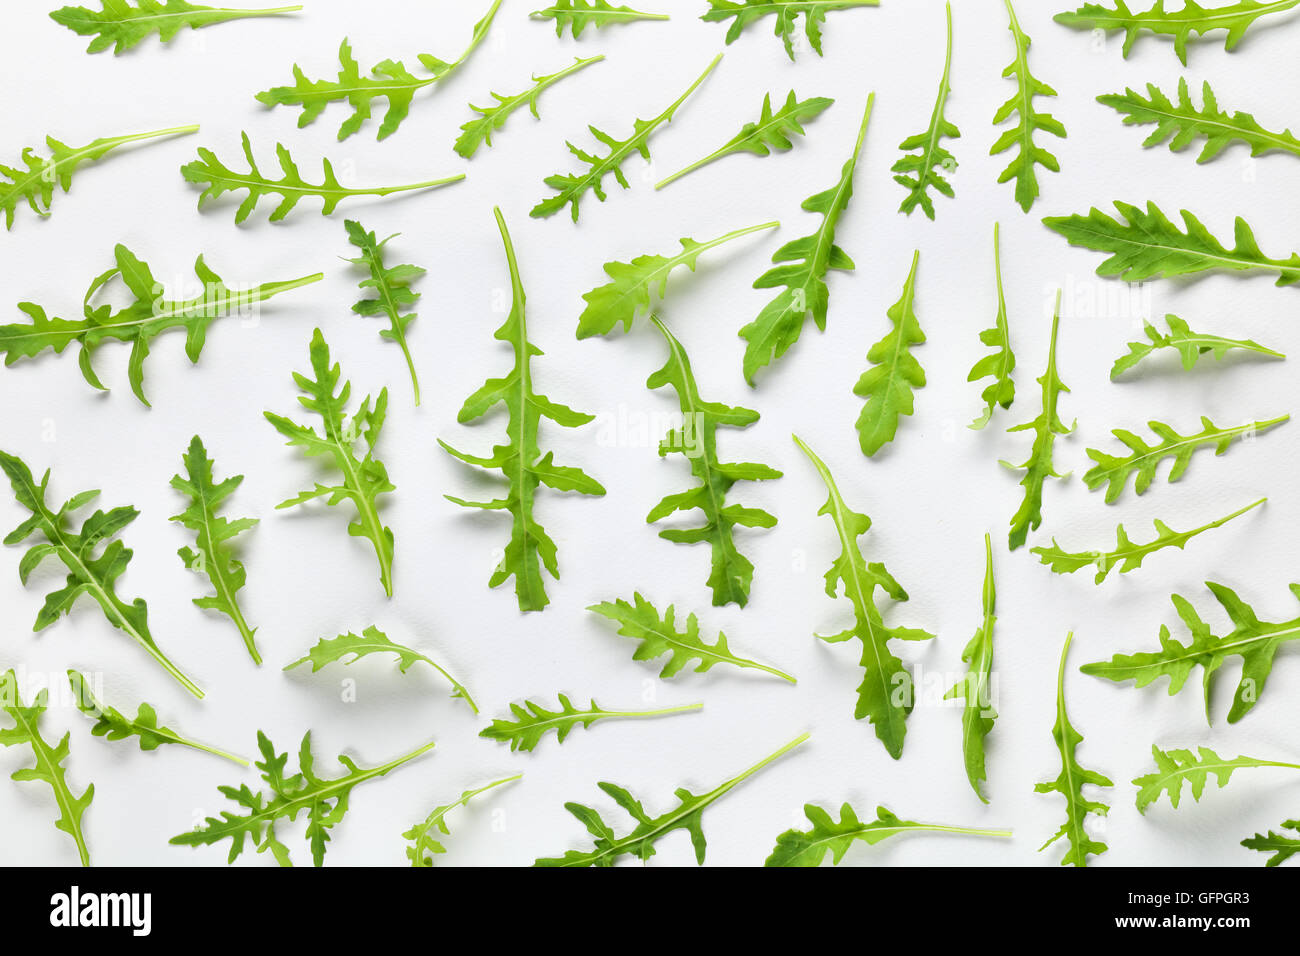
[[1, 0, 1298, 867]]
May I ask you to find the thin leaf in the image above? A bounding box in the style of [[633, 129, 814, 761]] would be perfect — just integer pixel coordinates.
[[532, 1, 668, 38], [992, 0, 1065, 211], [51, 0, 301, 54], [1242, 822, 1300, 866], [893, 3, 960, 220], [344, 219, 425, 405], [701, 0, 880, 59], [854, 250, 926, 457], [1111, 314, 1283, 379], [968, 223, 1016, 429], [480, 694, 701, 752], [1134, 744, 1300, 813], [944, 534, 998, 803], [403, 775, 521, 866]]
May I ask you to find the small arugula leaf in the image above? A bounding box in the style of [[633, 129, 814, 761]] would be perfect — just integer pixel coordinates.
[[1033, 498, 1266, 584], [455, 56, 605, 159], [1043, 201, 1300, 287], [480, 695, 701, 752], [440, 209, 605, 613], [1083, 414, 1289, 502], [531, 54, 721, 222], [169, 436, 261, 664], [182, 131, 464, 223], [170, 730, 436, 866], [0, 450, 202, 698], [536, 732, 807, 866], [1036, 632, 1113, 867], [1004, 292, 1071, 551], [1134, 744, 1300, 813], [765, 802, 1011, 866], [1, 124, 196, 229], [655, 91, 834, 189], [344, 220, 425, 405], [794, 436, 934, 759], [52, 1, 301, 54], [739, 95, 873, 384], [944, 534, 998, 803], [701, 0, 880, 59], [1111, 315, 1283, 379], [893, 4, 960, 220], [264, 329, 396, 597], [993, 0, 1065, 212], [969, 224, 1016, 429], [0, 671, 94, 866], [1243, 823, 1300, 866], [532, 1, 668, 37], [854, 250, 926, 457], [67, 670, 247, 765], [1082, 581, 1300, 724], [404, 775, 522, 867]]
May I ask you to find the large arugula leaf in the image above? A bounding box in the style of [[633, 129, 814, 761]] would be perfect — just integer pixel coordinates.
[[794, 436, 933, 759], [701, 0, 880, 59], [344, 220, 425, 405], [51, 0, 300, 54], [1134, 744, 1300, 813], [968, 224, 1017, 429], [0, 450, 202, 698], [854, 250, 926, 457], [739, 95, 873, 384], [993, 0, 1065, 211], [404, 775, 521, 867], [479, 694, 701, 752], [646, 317, 781, 607], [264, 329, 396, 597], [535, 733, 807, 866], [1111, 314, 1283, 379], [455, 56, 605, 159], [532, 1, 668, 37], [1082, 581, 1300, 724], [944, 534, 998, 803], [1243, 822, 1300, 866], [170, 730, 435, 866], [1036, 632, 1113, 867], [893, 3, 960, 220], [440, 208, 605, 613]]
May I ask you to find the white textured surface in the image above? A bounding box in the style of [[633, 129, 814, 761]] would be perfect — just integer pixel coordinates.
[[1, 0, 1298, 867]]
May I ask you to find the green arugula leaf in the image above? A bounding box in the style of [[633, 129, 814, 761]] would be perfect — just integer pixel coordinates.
[[532, 1, 668, 37], [480, 694, 701, 752], [894, 3, 960, 219], [344, 220, 425, 405], [739, 95, 873, 384], [1111, 314, 1283, 379], [1242, 822, 1300, 866], [51, 0, 300, 54], [440, 208, 605, 613], [1083, 414, 1289, 502], [404, 775, 522, 867], [0, 450, 202, 698], [455, 56, 604, 159], [170, 729, 435, 866], [794, 435, 934, 759], [1134, 744, 1300, 813], [264, 329, 397, 597], [1036, 632, 1113, 867], [701, 0, 880, 59], [968, 224, 1016, 429], [944, 534, 998, 803], [531, 54, 721, 221], [656, 91, 834, 189], [536, 732, 807, 866], [1, 124, 196, 229], [587, 593, 796, 682], [993, 0, 1065, 211], [1082, 581, 1300, 724], [0, 671, 94, 866], [854, 250, 926, 457]]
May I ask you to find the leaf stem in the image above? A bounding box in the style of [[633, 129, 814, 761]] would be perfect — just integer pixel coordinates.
[[607, 702, 704, 719], [180, 738, 251, 768]]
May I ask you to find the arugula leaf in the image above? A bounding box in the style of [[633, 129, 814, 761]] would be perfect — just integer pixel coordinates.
[[440, 209, 605, 613], [893, 3, 960, 220], [531, 54, 721, 221], [1083, 414, 1289, 502], [1, 124, 196, 229], [285, 627, 477, 713], [655, 91, 834, 189], [404, 775, 521, 867], [344, 220, 425, 405], [588, 593, 796, 682], [1054, 0, 1300, 65], [1134, 744, 1300, 813], [1082, 581, 1300, 724], [1111, 314, 1284, 379], [2, 243, 320, 406], [794, 435, 934, 759], [646, 317, 781, 607], [969, 224, 1016, 429], [1100, 78, 1300, 163], [701, 0, 880, 59], [255, 0, 502, 140], [170, 730, 436, 866], [181, 131, 464, 223], [854, 250, 926, 457], [993, 0, 1065, 212], [1043, 201, 1300, 287], [264, 329, 396, 597], [944, 534, 998, 803], [51, 1, 300, 54], [67, 670, 247, 765], [1243, 822, 1300, 866], [1033, 498, 1266, 584], [480, 694, 701, 752], [0, 671, 94, 866], [0, 450, 202, 698], [765, 802, 1011, 866], [1036, 632, 1112, 867], [455, 56, 605, 159], [169, 436, 260, 663], [1004, 292, 1072, 551], [739, 95, 873, 384], [532, 1, 668, 37], [535, 732, 808, 866]]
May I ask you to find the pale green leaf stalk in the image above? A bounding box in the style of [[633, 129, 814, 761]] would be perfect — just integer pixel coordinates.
[[944, 534, 998, 803], [52, 1, 301, 54], [993, 0, 1065, 211], [455, 56, 605, 159], [344, 220, 425, 405], [968, 223, 1016, 429], [480, 694, 702, 752], [893, 3, 960, 219], [701, 0, 880, 59], [1134, 744, 1300, 813], [533, 1, 669, 38], [404, 775, 522, 866], [1243, 822, 1300, 866], [854, 250, 926, 457], [1111, 314, 1283, 379]]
